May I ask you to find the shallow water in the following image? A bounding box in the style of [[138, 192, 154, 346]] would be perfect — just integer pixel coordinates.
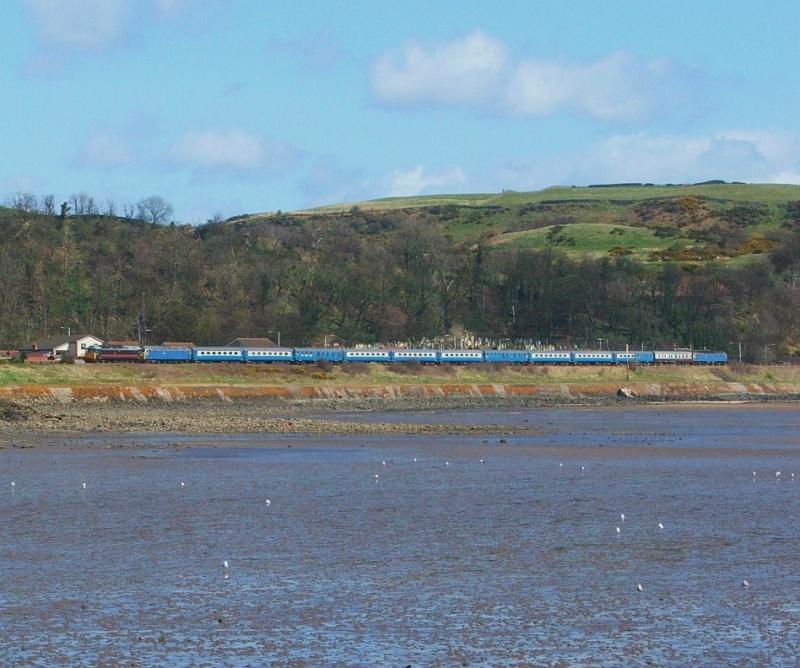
[[2, 405, 800, 665]]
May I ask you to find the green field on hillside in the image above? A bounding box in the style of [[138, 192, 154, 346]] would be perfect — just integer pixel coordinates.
[[295, 183, 800, 214], [282, 182, 799, 263], [488, 223, 680, 259]]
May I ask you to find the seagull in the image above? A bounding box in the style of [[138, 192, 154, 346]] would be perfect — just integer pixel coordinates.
[[580, 466, 585, 471], [658, 522, 664, 530], [776, 471, 782, 478], [559, 463, 563, 468], [620, 513, 626, 522], [616, 526, 621, 534], [752, 471, 757, 477], [445, 461, 450, 467], [10, 481, 15, 488], [637, 583, 644, 592], [223, 560, 229, 569], [81, 482, 87, 490], [180, 481, 185, 488], [413, 457, 417, 463], [480, 459, 485, 464], [265, 499, 271, 506], [792, 473, 796, 479], [382, 460, 387, 467], [374, 473, 379, 480], [742, 580, 750, 587]]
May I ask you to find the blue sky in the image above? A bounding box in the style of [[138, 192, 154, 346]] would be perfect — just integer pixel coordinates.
[[2, 0, 800, 221]]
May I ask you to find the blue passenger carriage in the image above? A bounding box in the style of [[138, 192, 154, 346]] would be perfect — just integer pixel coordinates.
[[344, 349, 392, 363], [484, 350, 529, 364], [529, 351, 573, 364], [294, 348, 345, 363], [244, 348, 294, 363], [573, 351, 615, 364], [438, 349, 484, 363], [192, 347, 244, 362], [391, 349, 439, 363]]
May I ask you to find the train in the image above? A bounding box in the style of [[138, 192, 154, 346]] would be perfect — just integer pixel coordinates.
[[84, 345, 728, 365]]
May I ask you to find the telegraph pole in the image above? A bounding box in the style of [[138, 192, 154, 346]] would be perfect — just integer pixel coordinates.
[[137, 295, 151, 347]]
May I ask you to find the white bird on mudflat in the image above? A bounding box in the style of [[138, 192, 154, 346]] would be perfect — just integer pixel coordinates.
[[10, 481, 15, 488], [637, 583, 644, 592], [374, 473, 379, 480], [742, 579, 750, 587], [223, 560, 229, 569], [620, 513, 626, 522], [265, 499, 271, 506], [480, 459, 485, 464], [658, 522, 665, 530], [580, 466, 585, 471], [382, 460, 387, 467], [776, 471, 782, 478], [445, 461, 450, 467], [413, 457, 417, 463], [559, 462, 563, 468], [81, 482, 87, 490], [616, 526, 621, 534], [180, 481, 185, 488], [752, 471, 757, 477]]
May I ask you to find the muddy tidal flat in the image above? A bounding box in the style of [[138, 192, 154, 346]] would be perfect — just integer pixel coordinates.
[[2, 404, 800, 665]]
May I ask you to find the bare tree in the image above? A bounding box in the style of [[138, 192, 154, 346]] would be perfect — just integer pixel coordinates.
[[136, 196, 174, 225], [103, 199, 116, 217], [9, 192, 38, 216], [42, 195, 56, 216], [122, 203, 137, 220], [70, 193, 98, 216]]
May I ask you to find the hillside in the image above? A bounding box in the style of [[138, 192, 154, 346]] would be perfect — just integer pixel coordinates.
[[1, 182, 800, 360], [278, 183, 800, 263], [295, 183, 800, 212]]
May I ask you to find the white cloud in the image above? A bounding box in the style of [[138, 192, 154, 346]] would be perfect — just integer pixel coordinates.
[[78, 130, 133, 167], [385, 165, 467, 197], [372, 31, 706, 122], [170, 128, 294, 172], [373, 31, 508, 108], [497, 130, 800, 190], [22, 0, 212, 74], [24, 0, 129, 51], [299, 159, 469, 207]]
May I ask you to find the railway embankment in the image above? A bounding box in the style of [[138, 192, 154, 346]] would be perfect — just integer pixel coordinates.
[[0, 362, 799, 404], [1, 378, 800, 404]]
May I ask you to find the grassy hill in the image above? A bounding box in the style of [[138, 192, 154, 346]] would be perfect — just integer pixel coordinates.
[[295, 183, 800, 212], [275, 182, 800, 263]]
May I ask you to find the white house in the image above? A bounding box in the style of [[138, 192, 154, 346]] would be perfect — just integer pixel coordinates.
[[29, 334, 104, 360]]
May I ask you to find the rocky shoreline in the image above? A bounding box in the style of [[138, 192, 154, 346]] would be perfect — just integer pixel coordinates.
[[0, 397, 535, 444], [1, 378, 798, 444]]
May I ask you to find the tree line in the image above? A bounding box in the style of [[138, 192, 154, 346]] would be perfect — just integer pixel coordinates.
[[1, 192, 799, 362]]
